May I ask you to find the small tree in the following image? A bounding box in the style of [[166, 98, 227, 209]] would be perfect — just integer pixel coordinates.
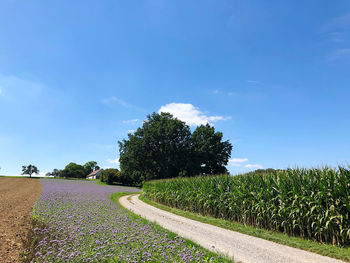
[[83, 161, 100, 176], [22, 165, 39, 178], [100, 168, 120, 185], [46, 169, 60, 177]]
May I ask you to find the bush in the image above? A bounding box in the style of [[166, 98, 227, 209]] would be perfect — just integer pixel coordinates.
[[100, 169, 120, 185]]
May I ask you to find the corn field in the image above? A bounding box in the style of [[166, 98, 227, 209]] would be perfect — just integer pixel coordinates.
[[143, 167, 350, 246]]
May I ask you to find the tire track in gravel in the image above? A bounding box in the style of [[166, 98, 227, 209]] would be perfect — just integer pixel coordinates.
[[119, 194, 346, 263]]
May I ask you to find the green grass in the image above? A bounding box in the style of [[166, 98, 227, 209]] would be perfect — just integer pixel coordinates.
[[112, 192, 233, 263], [139, 194, 350, 262], [0, 175, 41, 178]]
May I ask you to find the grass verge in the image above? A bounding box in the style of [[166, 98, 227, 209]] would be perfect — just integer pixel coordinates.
[[111, 192, 233, 263], [139, 194, 350, 262]]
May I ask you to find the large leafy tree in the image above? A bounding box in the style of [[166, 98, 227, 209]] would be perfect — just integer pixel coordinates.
[[59, 163, 86, 178], [191, 124, 232, 175], [119, 112, 192, 183], [83, 161, 100, 175], [21, 164, 39, 178]]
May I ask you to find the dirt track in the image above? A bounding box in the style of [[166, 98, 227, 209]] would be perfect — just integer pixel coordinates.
[[0, 178, 41, 263], [120, 194, 346, 263]]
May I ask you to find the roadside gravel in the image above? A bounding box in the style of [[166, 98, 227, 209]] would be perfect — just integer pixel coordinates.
[[119, 194, 346, 263]]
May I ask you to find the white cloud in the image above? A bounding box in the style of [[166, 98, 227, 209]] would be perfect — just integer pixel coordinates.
[[158, 103, 230, 126], [122, 118, 139, 124], [107, 158, 119, 164], [229, 158, 248, 167], [245, 164, 263, 169], [0, 88, 2, 95], [127, 129, 135, 133], [230, 158, 248, 163]]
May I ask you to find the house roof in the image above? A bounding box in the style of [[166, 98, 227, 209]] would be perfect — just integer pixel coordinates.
[[87, 169, 103, 177]]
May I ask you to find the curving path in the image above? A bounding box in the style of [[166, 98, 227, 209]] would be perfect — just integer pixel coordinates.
[[119, 194, 346, 263]]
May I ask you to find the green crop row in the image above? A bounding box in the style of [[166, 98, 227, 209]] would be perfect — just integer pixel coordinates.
[[143, 167, 350, 246]]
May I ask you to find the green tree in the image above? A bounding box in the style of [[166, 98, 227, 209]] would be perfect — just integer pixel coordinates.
[[21, 165, 39, 178], [59, 163, 86, 178], [46, 169, 60, 177], [191, 124, 232, 175], [119, 112, 192, 184], [83, 161, 100, 176], [100, 168, 120, 185]]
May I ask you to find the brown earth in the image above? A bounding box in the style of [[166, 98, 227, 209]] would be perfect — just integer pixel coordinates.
[[0, 178, 42, 263]]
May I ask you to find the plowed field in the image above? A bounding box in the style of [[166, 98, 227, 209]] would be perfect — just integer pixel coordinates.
[[0, 178, 41, 263]]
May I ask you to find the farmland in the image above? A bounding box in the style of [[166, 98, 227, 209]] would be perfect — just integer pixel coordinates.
[[143, 167, 350, 247], [24, 179, 229, 262], [0, 178, 41, 263]]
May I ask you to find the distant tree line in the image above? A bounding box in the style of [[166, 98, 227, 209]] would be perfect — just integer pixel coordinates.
[[118, 112, 232, 185], [46, 161, 100, 178]]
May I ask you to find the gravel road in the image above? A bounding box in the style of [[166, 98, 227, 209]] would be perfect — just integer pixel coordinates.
[[119, 194, 346, 263]]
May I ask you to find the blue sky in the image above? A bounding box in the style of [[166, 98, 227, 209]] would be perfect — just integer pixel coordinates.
[[0, 0, 349, 176]]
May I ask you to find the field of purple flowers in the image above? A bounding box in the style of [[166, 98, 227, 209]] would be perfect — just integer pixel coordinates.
[[24, 179, 230, 262]]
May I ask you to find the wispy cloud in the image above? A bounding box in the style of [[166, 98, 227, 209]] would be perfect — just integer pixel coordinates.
[[107, 158, 119, 164], [328, 48, 350, 61], [159, 103, 231, 127], [322, 13, 350, 60], [213, 89, 235, 97], [230, 158, 248, 163], [246, 80, 261, 85], [91, 143, 115, 150], [323, 13, 350, 32], [102, 96, 132, 108], [0, 73, 43, 98], [127, 129, 135, 133], [229, 158, 248, 167], [122, 118, 140, 124], [245, 164, 263, 169]]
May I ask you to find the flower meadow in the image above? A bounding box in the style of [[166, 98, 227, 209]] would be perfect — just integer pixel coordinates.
[[24, 179, 229, 263]]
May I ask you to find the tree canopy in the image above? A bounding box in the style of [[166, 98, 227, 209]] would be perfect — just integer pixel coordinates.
[[100, 168, 120, 185], [83, 161, 100, 175], [191, 124, 232, 175], [46, 168, 60, 177], [118, 112, 232, 184], [59, 162, 86, 178]]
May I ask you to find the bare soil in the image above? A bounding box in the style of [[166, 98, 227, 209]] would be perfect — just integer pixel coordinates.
[[0, 178, 41, 263]]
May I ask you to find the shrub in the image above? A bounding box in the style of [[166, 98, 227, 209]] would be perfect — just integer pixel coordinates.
[[100, 169, 120, 185]]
